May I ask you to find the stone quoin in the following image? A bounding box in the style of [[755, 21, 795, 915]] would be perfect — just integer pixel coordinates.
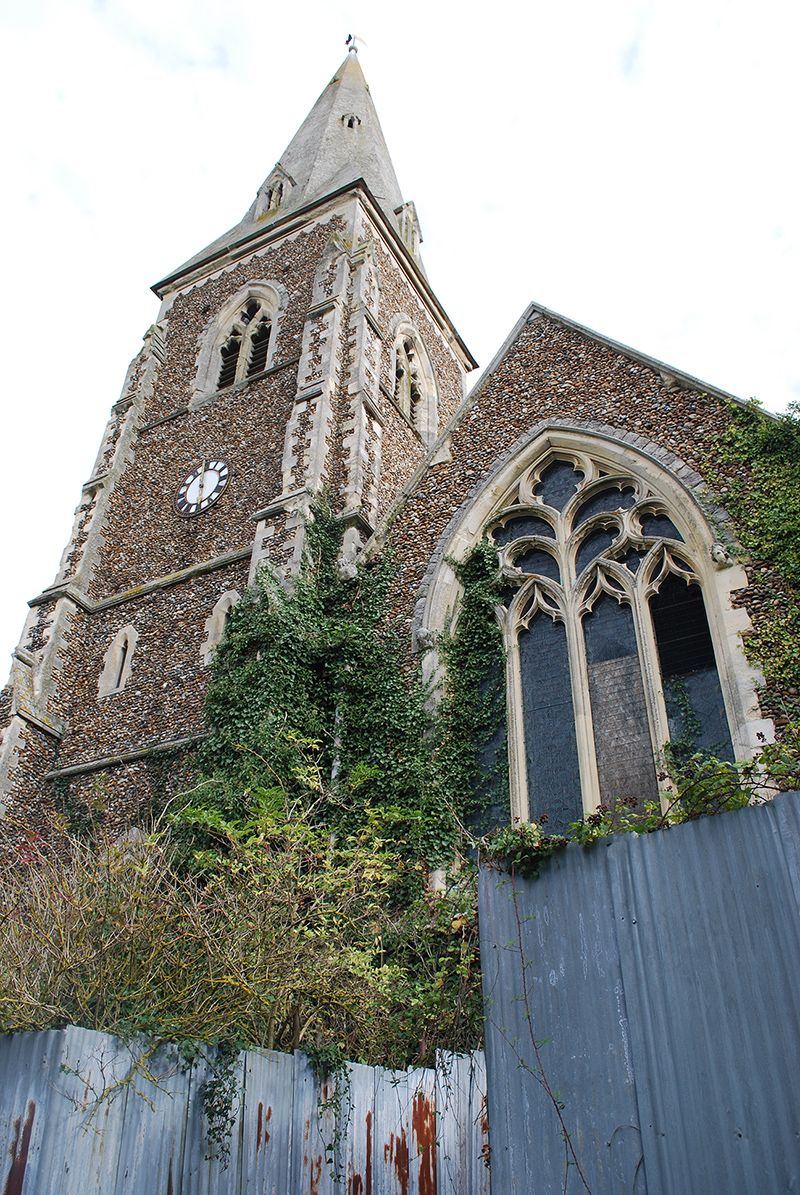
[[0, 46, 779, 843]]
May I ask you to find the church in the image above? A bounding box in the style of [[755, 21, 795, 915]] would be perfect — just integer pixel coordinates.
[[0, 46, 774, 841]]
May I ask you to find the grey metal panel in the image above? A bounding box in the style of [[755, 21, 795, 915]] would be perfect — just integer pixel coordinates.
[[435, 1052, 490, 1195], [614, 795, 800, 1194], [372, 1065, 438, 1195], [339, 1060, 377, 1195], [178, 1047, 245, 1195], [38, 1025, 140, 1195], [0, 1032, 487, 1193], [238, 1047, 294, 1194], [0, 1029, 65, 1195], [479, 791, 800, 1195], [480, 846, 645, 1194], [110, 1039, 190, 1193]]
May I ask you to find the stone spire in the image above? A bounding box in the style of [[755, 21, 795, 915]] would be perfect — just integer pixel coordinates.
[[159, 49, 419, 287], [246, 48, 405, 230]]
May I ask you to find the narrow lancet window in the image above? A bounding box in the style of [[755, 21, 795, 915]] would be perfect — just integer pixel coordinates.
[[650, 574, 734, 761], [218, 334, 242, 389], [98, 625, 138, 698], [391, 329, 437, 442], [247, 315, 272, 377], [519, 614, 582, 832]]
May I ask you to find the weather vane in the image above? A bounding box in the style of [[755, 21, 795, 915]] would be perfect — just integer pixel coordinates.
[[346, 33, 361, 54]]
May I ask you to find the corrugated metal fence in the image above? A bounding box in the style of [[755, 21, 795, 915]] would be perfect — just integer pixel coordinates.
[[0, 1028, 489, 1194], [479, 791, 800, 1194]]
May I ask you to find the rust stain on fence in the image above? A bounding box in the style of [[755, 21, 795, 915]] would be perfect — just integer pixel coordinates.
[[3, 1100, 35, 1195], [255, 1101, 272, 1154], [308, 1153, 323, 1195], [413, 1092, 437, 1195], [385, 1127, 410, 1195]]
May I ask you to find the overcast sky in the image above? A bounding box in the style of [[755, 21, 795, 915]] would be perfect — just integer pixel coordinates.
[[1, 0, 797, 668]]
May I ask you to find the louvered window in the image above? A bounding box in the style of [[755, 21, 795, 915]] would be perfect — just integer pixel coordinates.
[[216, 298, 273, 390], [247, 316, 272, 378], [218, 333, 242, 389]]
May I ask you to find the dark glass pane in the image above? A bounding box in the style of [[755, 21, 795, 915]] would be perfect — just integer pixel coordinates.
[[617, 548, 647, 573], [640, 511, 683, 541], [574, 485, 636, 527], [492, 515, 555, 547], [535, 460, 583, 511], [650, 575, 734, 760], [575, 527, 618, 575], [514, 548, 560, 582], [519, 616, 582, 834], [583, 595, 660, 805]]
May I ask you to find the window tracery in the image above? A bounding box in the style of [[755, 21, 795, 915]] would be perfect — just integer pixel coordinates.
[[390, 325, 438, 443], [490, 450, 736, 832], [193, 283, 284, 406], [216, 298, 273, 390]]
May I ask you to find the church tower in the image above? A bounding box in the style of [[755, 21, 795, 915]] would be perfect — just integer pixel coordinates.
[[0, 48, 476, 835]]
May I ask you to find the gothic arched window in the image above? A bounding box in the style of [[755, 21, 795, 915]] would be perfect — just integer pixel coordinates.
[[193, 283, 284, 407], [491, 450, 736, 832], [216, 298, 273, 390], [391, 325, 438, 444]]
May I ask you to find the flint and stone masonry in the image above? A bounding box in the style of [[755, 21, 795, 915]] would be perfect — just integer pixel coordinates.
[[0, 49, 777, 845]]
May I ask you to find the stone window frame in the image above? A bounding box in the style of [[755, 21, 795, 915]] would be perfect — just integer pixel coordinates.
[[389, 319, 438, 445], [192, 281, 287, 408], [200, 590, 241, 665], [98, 624, 138, 698], [417, 427, 771, 825]]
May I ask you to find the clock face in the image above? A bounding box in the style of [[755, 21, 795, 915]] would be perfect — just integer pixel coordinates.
[[175, 460, 230, 516]]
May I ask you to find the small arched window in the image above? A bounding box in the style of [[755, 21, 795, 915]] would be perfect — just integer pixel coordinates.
[[391, 325, 438, 444], [98, 624, 138, 698]]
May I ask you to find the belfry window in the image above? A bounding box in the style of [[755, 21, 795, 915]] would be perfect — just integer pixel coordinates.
[[394, 337, 423, 421], [491, 451, 735, 833], [391, 328, 438, 443], [216, 298, 273, 390]]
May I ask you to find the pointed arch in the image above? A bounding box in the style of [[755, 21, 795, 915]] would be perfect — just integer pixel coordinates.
[[389, 319, 438, 445], [418, 425, 770, 828], [200, 591, 241, 665], [192, 281, 288, 406], [98, 624, 138, 698]]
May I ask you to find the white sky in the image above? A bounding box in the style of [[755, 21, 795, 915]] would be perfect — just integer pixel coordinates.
[[1, 0, 798, 668]]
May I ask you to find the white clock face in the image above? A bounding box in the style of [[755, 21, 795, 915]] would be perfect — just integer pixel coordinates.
[[175, 459, 230, 515]]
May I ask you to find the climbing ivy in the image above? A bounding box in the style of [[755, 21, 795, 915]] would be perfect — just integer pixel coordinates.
[[707, 399, 800, 719], [434, 539, 510, 836], [176, 502, 455, 870]]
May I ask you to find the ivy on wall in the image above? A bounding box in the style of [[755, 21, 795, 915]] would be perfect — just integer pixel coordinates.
[[182, 505, 456, 868], [708, 400, 800, 722], [435, 539, 509, 836]]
